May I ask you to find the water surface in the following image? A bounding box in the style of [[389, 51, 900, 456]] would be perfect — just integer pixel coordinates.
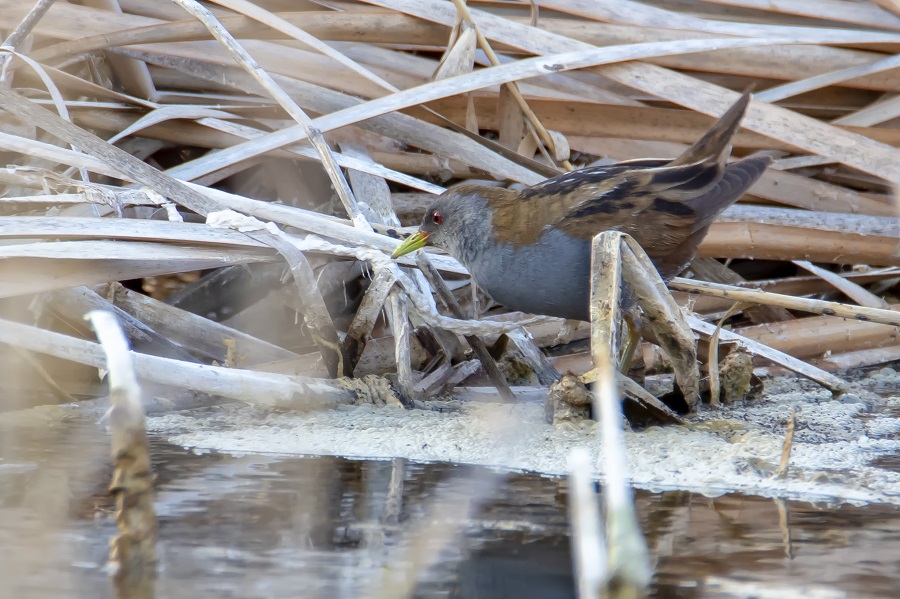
[[1, 420, 897, 598]]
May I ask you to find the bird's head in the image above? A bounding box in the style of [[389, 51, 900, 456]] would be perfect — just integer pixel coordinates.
[[391, 185, 497, 263]]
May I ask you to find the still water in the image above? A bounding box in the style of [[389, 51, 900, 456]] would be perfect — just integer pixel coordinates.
[[0, 420, 897, 598]]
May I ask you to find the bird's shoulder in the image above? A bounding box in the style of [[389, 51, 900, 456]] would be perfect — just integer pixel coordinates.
[[548, 159, 713, 242], [487, 158, 717, 247], [519, 160, 665, 206]]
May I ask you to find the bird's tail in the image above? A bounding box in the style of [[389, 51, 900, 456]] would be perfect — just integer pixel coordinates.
[[686, 153, 772, 232], [668, 91, 752, 168]]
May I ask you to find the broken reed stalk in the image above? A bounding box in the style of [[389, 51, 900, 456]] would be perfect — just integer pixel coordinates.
[[708, 302, 750, 407], [0, 65, 359, 379], [773, 410, 798, 479], [0, 0, 57, 82], [448, 0, 571, 170], [247, 229, 346, 378], [47, 286, 201, 364], [342, 268, 397, 376], [587, 231, 624, 367], [669, 278, 900, 326], [0, 317, 358, 408], [687, 315, 847, 393], [567, 448, 608, 599], [99, 282, 299, 367], [592, 355, 652, 596], [85, 311, 157, 596], [579, 231, 683, 421], [387, 291, 415, 404], [620, 237, 700, 408], [575, 369, 683, 424], [506, 328, 561, 384], [590, 234, 652, 596], [170, 0, 369, 230], [168, 1, 398, 377], [792, 260, 890, 310], [341, 147, 420, 395], [415, 253, 515, 402]]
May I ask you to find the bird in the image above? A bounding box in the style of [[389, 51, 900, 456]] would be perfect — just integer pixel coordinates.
[[392, 91, 770, 323]]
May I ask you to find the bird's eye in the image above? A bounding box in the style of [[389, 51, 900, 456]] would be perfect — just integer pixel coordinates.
[[431, 210, 443, 225]]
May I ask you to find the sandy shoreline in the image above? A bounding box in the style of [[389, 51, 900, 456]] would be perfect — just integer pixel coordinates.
[[148, 373, 900, 506]]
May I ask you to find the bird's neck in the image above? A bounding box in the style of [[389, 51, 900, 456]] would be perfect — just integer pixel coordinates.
[[448, 213, 495, 268], [437, 186, 520, 268]]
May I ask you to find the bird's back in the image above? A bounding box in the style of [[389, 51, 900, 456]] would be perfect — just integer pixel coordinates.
[[492, 91, 769, 275]]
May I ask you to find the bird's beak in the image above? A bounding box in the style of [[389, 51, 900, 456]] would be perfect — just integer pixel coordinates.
[[391, 230, 429, 259]]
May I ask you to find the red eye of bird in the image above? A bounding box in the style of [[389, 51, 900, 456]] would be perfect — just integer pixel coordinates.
[[431, 211, 443, 225]]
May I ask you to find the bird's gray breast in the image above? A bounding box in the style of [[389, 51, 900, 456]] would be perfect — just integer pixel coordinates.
[[466, 229, 592, 321]]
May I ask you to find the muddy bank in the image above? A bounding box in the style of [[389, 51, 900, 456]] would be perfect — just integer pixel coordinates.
[[148, 371, 900, 506]]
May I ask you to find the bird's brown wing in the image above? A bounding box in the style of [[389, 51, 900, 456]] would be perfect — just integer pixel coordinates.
[[488, 91, 764, 253], [488, 162, 665, 246], [555, 154, 771, 250], [552, 163, 710, 252], [554, 91, 765, 255]]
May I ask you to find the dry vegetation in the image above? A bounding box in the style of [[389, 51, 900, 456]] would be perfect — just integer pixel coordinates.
[[2, 1, 900, 596], [1, 1, 899, 422]]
